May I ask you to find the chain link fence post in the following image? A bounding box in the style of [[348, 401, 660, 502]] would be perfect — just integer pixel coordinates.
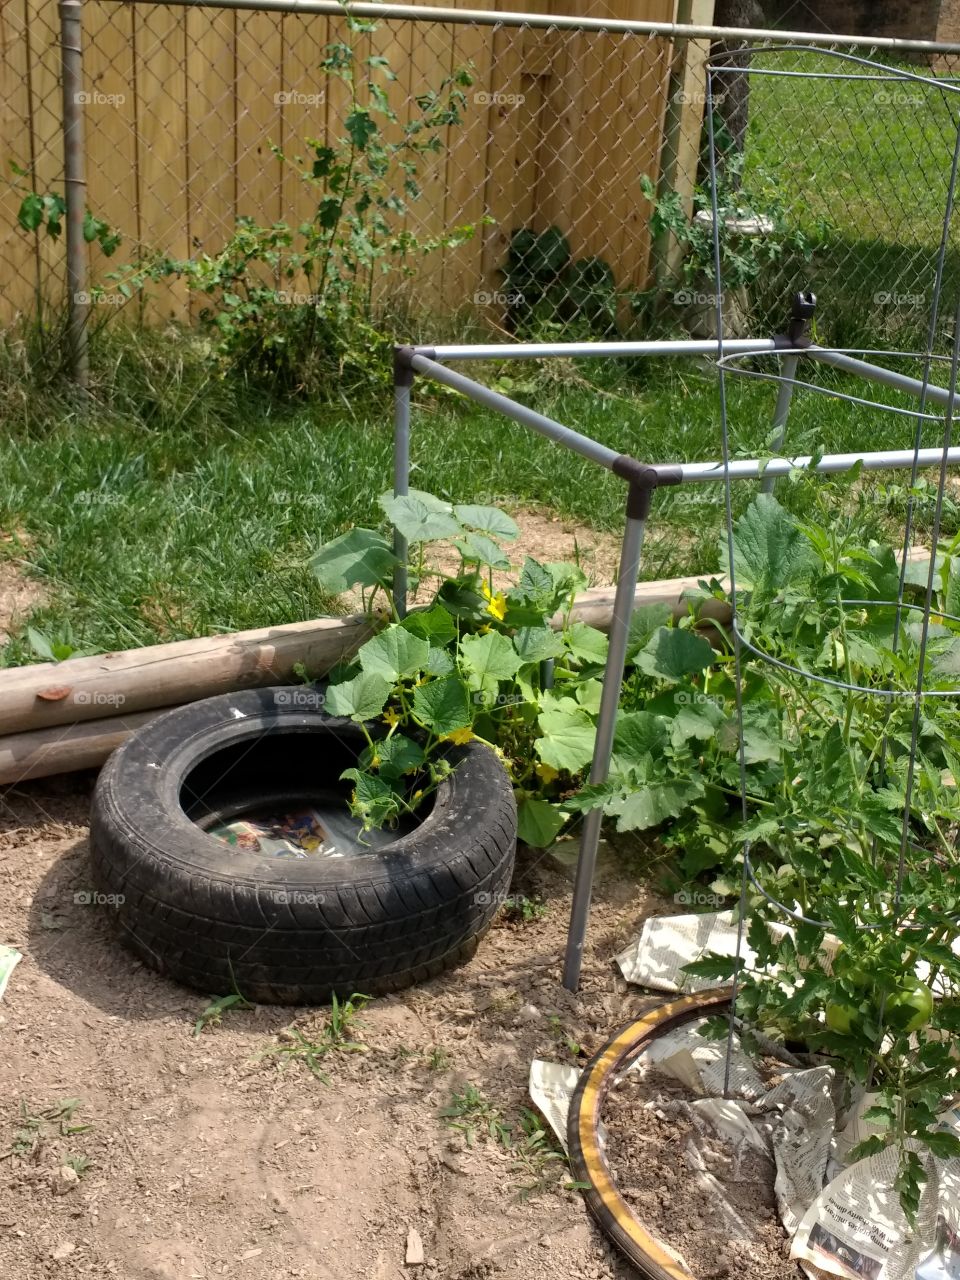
[[60, 0, 89, 387]]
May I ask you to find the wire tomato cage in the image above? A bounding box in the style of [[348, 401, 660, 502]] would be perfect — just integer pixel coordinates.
[[389, 45, 960, 1012]]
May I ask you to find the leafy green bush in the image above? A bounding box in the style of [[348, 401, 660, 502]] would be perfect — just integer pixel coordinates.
[[640, 146, 814, 294], [110, 13, 480, 398], [501, 227, 618, 336]]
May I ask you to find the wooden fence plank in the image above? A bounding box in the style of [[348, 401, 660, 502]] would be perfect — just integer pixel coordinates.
[[184, 3, 236, 322], [24, 0, 63, 312], [0, 0, 41, 323], [83, 0, 139, 314], [235, 9, 283, 232], [132, 2, 190, 322]]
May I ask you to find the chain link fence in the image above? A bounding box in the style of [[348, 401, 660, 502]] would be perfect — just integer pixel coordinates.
[[3, 2, 960, 359]]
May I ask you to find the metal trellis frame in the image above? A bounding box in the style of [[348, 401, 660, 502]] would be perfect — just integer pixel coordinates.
[[391, 302, 960, 991]]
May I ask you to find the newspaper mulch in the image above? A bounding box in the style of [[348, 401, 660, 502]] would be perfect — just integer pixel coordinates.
[[529, 911, 960, 1280]]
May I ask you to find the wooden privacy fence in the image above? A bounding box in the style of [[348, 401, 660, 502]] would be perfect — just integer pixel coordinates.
[[0, 0, 716, 327]]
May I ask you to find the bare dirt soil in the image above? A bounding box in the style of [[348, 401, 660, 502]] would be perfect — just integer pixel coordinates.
[[0, 536, 46, 646], [503, 509, 622, 586], [0, 777, 662, 1280]]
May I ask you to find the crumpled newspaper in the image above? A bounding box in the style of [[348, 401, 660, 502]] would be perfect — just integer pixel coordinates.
[[0, 946, 20, 1001]]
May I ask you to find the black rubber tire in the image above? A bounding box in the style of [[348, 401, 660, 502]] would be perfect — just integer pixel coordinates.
[[89, 686, 517, 1004]]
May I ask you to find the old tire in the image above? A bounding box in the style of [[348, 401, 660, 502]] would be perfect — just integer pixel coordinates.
[[89, 686, 517, 1004]]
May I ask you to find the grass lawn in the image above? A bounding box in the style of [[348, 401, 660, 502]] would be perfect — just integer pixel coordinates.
[[743, 49, 960, 347], [1, 341, 955, 664]]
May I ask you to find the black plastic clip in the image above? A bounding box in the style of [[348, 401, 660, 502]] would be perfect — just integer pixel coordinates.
[[787, 289, 816, 344]]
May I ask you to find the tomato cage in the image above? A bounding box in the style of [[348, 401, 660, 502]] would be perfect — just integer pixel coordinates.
[[390, 45, 960, 995]]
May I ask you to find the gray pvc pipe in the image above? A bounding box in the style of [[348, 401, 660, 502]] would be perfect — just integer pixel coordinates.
[[806, 346, 958, 411], [562, 508, 646, 992], [677, 446, 960, 485], [410, 354, 622, 472], [422, 338, 782, 362], [393, 382, 411, 618]]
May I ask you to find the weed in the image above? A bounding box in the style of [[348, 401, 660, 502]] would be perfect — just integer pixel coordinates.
[[426, 1046, 451, 1071], [439, 1089, 573, 1196], [260, 993, 371, 1081], [511, 1108, 568, 1199], [501, 895, 548, 925], [193, 992, 254, 1037], [3, 1099, 90, 1161], [439, 1085, 511, 1149], [326, 991, 370, 1046], [547, 1015, 582, 1058], [64, 1154, 92, 1177], [25, 624, 97, 663]]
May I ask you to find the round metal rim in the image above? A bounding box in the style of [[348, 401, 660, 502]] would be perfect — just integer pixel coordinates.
[[733, 597, 960, 699], [567, 989, 732, 1280], [715, 348, 956, 423]]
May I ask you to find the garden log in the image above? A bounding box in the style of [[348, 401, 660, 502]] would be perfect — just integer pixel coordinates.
[[0, 710, 169, 784], [0, 613, 377, 737], [0, 577, 708, 742]]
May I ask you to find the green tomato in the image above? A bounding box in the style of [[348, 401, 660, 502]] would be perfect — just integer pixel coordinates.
[[844, 965, 873, 991], [833, 947, 874, 990], [825, 1002, 861, 1034], [886, 978, 934, 1035]]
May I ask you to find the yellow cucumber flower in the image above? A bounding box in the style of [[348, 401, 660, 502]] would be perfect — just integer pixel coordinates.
[[481, 580, 507, 622], [442, 727, 475, 746]]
